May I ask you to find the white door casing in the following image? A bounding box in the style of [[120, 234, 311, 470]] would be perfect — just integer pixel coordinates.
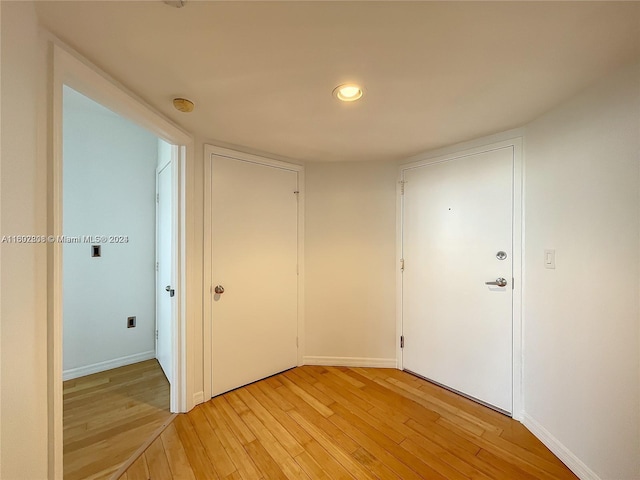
[[156, 159, 173, 383], [401, 145, 515, 414], [209, 153, 300, 397]]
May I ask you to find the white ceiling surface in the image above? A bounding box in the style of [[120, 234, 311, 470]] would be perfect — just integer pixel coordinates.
[[36, 1, 640, 162]]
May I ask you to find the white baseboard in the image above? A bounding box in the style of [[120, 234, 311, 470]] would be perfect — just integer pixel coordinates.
[[63, 350, 156, 380], [303, 356, 398, 369], [522, 413, 600, 480]]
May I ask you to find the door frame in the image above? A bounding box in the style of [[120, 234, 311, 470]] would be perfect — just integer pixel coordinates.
[[202, 144, 305, 401], [155, 152, 176, 383], [397, 135, 523, 420], [49, 42, 193, 478]]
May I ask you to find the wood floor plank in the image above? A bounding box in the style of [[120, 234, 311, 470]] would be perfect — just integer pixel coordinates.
[[204, 404, 263, 480], [245, 382, 313, 446], [235, 386, 306, 456], [279, 375, 334, 418], [400, 434, 493, 480], [294, 450, 331, 480], [273, 384, 360, 454], [160, 423, 197, 480], [173, 414, 221, 479], [328, 402, 445, 480], [306, 367, 377, 413], [351, 447, 403, 480], [189, 406, 237, 477], [244, 440, 289, 480], [237, 410, 310, 479], [63, 360, 171, 479], [211, 396, 256, 445], [144, 436, 173, 480], [119, 367, 579, 480], [125, 455, 150, 480], [302, 440, 355, 480], [288, 410, 375, 480]]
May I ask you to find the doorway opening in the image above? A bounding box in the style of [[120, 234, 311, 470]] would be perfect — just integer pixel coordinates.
[[60, 85, 175, 478], [50, 44, 190, 479]]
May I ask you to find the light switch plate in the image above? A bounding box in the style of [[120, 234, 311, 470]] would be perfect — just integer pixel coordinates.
[[544, 249, 556, 269]]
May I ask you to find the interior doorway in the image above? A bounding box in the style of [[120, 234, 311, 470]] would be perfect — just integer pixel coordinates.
[[51, 44, 190, 478], [60, 85, 175, 478]]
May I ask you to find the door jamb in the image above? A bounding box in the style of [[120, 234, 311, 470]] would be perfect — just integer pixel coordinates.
[[202, 144, 305, 401], [396, 136, 524, 420], [155, 151, 176, 381], [49, 43, 193, 479]]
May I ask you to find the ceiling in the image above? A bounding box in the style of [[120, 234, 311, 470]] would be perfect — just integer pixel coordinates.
[[36, 1, 640, 162]]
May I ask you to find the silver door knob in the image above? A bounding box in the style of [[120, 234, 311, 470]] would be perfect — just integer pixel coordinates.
[[485, 278, 507, 287], [214, 285, 225, 294]]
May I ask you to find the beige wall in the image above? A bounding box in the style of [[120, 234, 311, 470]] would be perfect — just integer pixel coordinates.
[[523, 61, 640, 479], [304, 161, 398, 363], [0, 2, 49, 478]]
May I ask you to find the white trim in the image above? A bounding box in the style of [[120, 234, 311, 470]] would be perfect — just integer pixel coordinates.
[[398, 135, 524, 419], [395, 170, 404, 371], [522, 413, 600, 480], [403, 127, 524, 165], [203, 144, 305, 401], [304, 356, 398, 369], [50, 41, 194, 479], [192, 391, 205, 406], [62, 351, 156, 381]]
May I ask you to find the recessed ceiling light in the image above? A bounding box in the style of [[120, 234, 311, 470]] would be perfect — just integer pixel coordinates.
[[333, 84, 363, 102], [173, 98, 194, 113]]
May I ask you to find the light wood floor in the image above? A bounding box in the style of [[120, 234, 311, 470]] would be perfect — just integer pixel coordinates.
[[64, 359, 172, 480], [118, 366, 578, 480]]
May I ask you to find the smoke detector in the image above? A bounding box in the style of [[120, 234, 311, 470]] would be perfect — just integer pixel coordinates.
[[173, 98, 194, 113], [163, 1, 185, 8]]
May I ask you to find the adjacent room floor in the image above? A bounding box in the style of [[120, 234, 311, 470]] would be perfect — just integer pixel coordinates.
[[117, 366, 578, 480], [63, 359, 172, 480]]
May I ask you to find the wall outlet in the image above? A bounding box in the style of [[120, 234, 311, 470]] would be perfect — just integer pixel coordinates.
[[127, 316, 136, 328]]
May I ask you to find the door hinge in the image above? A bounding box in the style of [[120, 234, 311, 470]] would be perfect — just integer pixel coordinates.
[[512, 277, 515, 290], [296, 337, 299, 347], [400, 335, 404, 348], [399, 180, 406, 195], [155, 329, 159, 340], [156, 193, 159, 203], [400, 258, 405, 272], [156, 262, 159, 272]]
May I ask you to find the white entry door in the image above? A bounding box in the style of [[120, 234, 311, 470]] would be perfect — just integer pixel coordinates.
[[156, 160, 173, 383], [210, 155, 299, 397], [402, 146, 513, 413]]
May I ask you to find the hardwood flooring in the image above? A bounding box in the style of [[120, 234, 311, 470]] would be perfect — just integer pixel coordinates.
[[118, 366, 578, 480], [63, 359, 172, 480]]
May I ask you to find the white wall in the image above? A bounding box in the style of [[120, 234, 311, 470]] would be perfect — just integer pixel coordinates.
[[62, 87, 158, 377], [304, 161, 398, 365], [523, 62, 640, 479], [0, 2, 49, 478]]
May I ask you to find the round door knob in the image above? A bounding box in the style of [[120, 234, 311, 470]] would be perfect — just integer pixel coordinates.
[[214, 285, 225, 294]]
